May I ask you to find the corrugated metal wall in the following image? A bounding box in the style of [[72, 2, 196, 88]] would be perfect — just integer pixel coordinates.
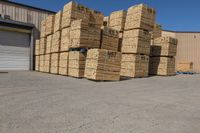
[[162, 31, 200, 73], [0, 1, 52, 30]]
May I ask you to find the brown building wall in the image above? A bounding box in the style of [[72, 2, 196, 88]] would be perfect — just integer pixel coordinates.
[[162, 31, 200, 73]]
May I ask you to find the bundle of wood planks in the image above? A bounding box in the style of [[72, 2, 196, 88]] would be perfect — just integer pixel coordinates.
[[39, 55, 45, 72], [121, 54, 149, 78], [149, 57, 176, 76], [85, 49, 121, 81], [50, 53, 59, 74], [46, 35, 52, 54], [151, 23, 162, 40], [59, 52, 69, 75], [44, 54, 50, 73], [40, 20, 46, 38], [35, 40, 40, 55], [70, 19, 101, 49], [125, 4, 156, 31], [68, 51, 86, 78], [62, 1, 103, 29], [149, 36, 178, 76], [109, 10, 127, 32], [177, 62, 193, 72], [35, 55, 40, 71], [54, 11, 62, 33], [100, 26, 119, 51], [46, 15, 55, 36], [51, 31, 61, 53], [122, 29, 151, 55], [39, 38, 46, 55]]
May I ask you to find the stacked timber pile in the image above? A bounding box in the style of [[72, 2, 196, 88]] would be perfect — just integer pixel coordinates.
[[68, 51, 87, 78], [59, 52, 69, 75], [85, 49, 121, 81], [109, 10, 127, 32], [44, 54, 50, 73], [39, 38, 46, 55], [39, 55, 45, 72], [177, 62, 193, 73], [70, 19, 101, 49], [46, 35, 52, 54], [34, 1, 179, 81], [46, 15, 55, 36], [121, 54, 149, 78], [121, 4, 156, 78], [54, 11, 62, 33], [50, 53, 59, 74], [100, 26, 119, 51], [149, 36, 178, 76]]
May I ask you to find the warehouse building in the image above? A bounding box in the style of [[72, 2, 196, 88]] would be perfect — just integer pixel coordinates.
[[0, 0, 55, 70], [162, 30, 200, 73]]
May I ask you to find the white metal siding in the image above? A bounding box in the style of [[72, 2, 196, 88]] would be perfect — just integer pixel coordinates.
[[0, 30, 30, 70]]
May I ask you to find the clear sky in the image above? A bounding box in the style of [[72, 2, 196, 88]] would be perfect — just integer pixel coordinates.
[[11, 0, 200, 31]]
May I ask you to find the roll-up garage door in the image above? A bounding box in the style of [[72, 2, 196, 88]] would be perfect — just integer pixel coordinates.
[[0, 29, 30, 70]]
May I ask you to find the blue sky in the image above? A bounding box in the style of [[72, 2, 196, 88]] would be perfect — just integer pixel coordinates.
[[11, 0, 200, 31]]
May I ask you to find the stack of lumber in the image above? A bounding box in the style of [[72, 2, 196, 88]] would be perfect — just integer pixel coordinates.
[[85, 49, 121, 81], [46, 15, 55, 36], [151, 36, 178, 57], [39, 38, 46, 55], [100, 26, 119, 51], [35, 40, 40, 55], [59, 52, 69, 75], [121, 54, 149, 77], [50, 53, 59, 74], [149, 57, 176, 76], [46, 35, 52, 54], [177, 62, 193, 72], [60, 27, 71, 52], [44, 54, 50, 73], [149, 36, 177, 76], [151, 24, 162, 39], [62, 1, 103, 29], [70, 19, 101, 48], [39, 55, 45, 72], [125, 4, 156, 31], [68, 51, 87, 78], [118, 32, 123, 52], [122, 29, 151, 55], [35, 55, 40, 71], [40, 20, 46, 38], [51, 31, 61, 53], [103, 16, 109, 26], [54, 11, 62, 33], [109, 10, 127, 31]]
